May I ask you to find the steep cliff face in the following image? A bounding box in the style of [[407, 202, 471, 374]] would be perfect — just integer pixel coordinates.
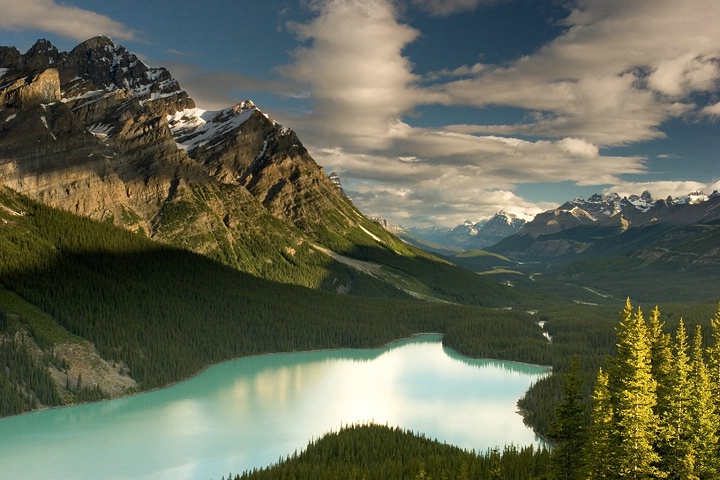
[[0, 37, 394, 286]]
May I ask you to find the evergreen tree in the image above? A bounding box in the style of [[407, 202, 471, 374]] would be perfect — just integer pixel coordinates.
[[611, 300, 661, 479], [646, 306, 672, 420], [549, 356, 587, 480], [688, 325, 719, 479], [585, 368, 615, 480], [660, 319, 692, 479], [708, 303, 720, 422]]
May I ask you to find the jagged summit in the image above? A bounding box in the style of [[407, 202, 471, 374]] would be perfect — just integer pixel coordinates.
[[488, 187, 720, 265]]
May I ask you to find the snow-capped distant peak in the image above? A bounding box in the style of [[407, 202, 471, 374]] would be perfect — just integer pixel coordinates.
[[674, 191, 709, 205], [167, 101, 259, 151]]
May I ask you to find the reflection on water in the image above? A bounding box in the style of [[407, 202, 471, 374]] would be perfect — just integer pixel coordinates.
[[0, 334, 549, 480]]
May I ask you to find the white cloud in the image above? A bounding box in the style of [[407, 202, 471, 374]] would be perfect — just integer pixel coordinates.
[[0, 0, 137, 42], [557, 138, 599, 158], [648, 54, 720, 97], [433, 0, 720, 145], [602, 180, 720, 200], [311, 132, 645, 226], [701, 101, 720, 118], [279, 0, 426, 149], [270, 0, 720, 227]]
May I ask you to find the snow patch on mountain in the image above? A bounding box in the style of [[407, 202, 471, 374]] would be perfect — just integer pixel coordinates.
[[167, 101, 258, 151], [360, 224, 383, 243], [675, 191, 710, 205]]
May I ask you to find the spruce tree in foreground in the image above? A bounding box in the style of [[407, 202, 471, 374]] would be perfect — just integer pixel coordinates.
[[659, 319, 693, 479], [611, 299, 661, 479], [646, 306, 672, 422], [708, 303, 720, 423], [689, 325, 719, 479], [585, 368, 614, 480]]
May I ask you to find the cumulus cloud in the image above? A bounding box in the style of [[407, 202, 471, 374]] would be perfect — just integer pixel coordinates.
[[648, 54, 720, 97], [279, 0, 426, 149], [310, 131, 645, 226], [701, 101, 720, 118], [280, 0, 681, 226], [433, 0, 720, 145], [0, 0, 137, 42]]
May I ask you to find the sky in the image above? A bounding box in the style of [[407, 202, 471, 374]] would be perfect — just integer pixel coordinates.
[[1, 0, 719, 227]]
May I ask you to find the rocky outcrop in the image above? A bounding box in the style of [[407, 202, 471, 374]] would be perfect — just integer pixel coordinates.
[[0, 69, 61, 109]]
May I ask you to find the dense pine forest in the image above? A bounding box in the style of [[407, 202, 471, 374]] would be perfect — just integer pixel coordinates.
[[228, 423, 552, 480], [0, 189, 554, 416]]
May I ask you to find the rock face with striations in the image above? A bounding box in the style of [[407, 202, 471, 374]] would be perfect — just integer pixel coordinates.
[[0, 37, 386, 286]]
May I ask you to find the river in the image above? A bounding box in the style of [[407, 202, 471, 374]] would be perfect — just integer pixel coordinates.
[[0, 334, 549, 480]]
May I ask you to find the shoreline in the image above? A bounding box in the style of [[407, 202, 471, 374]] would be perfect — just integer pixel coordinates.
[[0, 331, 553, 420]]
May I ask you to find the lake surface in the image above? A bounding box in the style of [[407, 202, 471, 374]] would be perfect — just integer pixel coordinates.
[[0, 334, 549, 480]]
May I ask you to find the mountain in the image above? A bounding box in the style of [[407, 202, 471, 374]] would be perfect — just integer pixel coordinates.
[[404, 213, 526, 253], [487, 190, 720, 301], [0, 36, 448, 293], [0, 37, 539, 305], [490, 190, 720, 262], [467, 212, 528, 249]]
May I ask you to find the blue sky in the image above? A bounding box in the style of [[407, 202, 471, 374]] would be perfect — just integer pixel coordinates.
[[1, 0, 719, 227]]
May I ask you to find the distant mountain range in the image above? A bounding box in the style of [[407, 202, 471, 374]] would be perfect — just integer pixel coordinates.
[[407, 212, 525, 250], [373, 189, 720, 302], [489, 190, 720, 263], [480, 189, 720, 302]]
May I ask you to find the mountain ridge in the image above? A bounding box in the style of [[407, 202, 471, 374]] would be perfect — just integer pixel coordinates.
[[0, 36, 428, 291]]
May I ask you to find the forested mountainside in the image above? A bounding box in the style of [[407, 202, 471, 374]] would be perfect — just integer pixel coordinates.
[[0, 188, 550, 417]]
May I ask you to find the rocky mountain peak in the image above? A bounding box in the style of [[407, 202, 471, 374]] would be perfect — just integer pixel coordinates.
[[1, 37, 386, 287], [75, 35, 115, 51], [23, 39, 62, 71]]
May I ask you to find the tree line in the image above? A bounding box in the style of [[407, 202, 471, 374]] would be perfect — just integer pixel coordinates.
[[228, 423, 552, 480]]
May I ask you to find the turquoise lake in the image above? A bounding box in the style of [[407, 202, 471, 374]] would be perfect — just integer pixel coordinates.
[[0, 334, 550, 480]]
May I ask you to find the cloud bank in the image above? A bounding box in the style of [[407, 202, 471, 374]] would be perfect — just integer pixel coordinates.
[[0, 0, 137, 42], [275, 0, 720, 227]]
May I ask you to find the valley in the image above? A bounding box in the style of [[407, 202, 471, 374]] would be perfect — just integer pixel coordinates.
[[1, 36, 720, 480]]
